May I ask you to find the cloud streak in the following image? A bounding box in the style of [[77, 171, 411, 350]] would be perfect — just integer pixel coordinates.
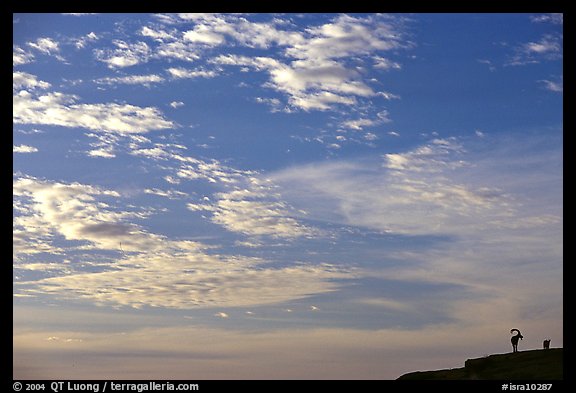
[[13, 90, 174, 134], [14, 144, 39, 154], [271, 133, 562, 331]]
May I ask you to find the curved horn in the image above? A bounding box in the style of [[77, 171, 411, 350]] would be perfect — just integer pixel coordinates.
[[510, 329, 521, 335]]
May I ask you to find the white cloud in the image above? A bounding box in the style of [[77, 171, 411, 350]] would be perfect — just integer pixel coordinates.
[[73, 32, 100, 49], [268, 135, 561, 352], [193, 194, 317, 239], [255, 97, 282, 111], [27, 37, 60, 55], [14, 176, 135, 251], [144, 188, 187, 199], [13, 90, 174, 134], [364, 132, 378, 141], [28, 252, 347, 310], [13, 145, 38, 154], [14, 175, 350, 309], [187, 180, 318, 239], [340, 112, 391, 131], [13, 72, 51, 91], [183, 26, 225, 45], [164, 13, 304, 50], [524, 36, 561, 55], [87, 148, 116, 159], [154, 41, 201, 62], [540, 78, 563, 93], [208, 14, 407, 112], [373, 56, 402, 70], [13, 46, 35, 66], [290, 91, 356, 111], [125, 135, 320, 240], [530, 13, 563, 25], [169, 101, 185, 108], [509, 34, 563, 65], [96, 74, 165, 86], [213, 54, 375, 110], [84, 132, 122, 159], [85, 14, 407, 112], [167, 67, 217, 79], [272, 135, 560, 238], [285, 14, 405, 61], [140, 26, 175, 41], [383, 138, 466, 173], [94, 40, 150, 68]]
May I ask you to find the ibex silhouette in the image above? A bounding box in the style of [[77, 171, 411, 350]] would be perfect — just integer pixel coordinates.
[[511, 329, 523, 353], [543, 339, 551, 349]]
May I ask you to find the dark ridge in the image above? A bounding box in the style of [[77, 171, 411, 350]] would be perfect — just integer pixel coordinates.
[[397, 348, 563, 380]]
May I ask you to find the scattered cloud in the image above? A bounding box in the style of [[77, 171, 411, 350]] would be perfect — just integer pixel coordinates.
[[13, 45, 35, 66], [364, 132, 378, 141], [13, 90, 174, 134], [214, 54, 378, 111], [73, 32, 100, 49], [27, 37, 61, 56], [341, 111, 391, 131], [540, 78, 563, 93], [523, 35, 561, 56], [186, 180, 319, 239], [14, 145, 39, 154], [96, 74, 164, 86], [166, 67, 217, 79], [140, 26, 175, 41], [94, 40, 151, 68], [87, 148, 116, 159], [152, 41, 201, 62], [477, 58, 496, 72], [12, 14, 562, 380], [204, 14, 407, 112], [341, 118, 378, 131], [14, 176, 139, 253], [285, 14, 406, 61], [373, 56, 402, 70], [13, 175, 351, 309], [144, 188, 187, 199], [508, 34, 562, 66], [13, 72, 51, 91], [530, 13, 563, 25], [183, 26, 226, 46], [383, 138, 467, 173]]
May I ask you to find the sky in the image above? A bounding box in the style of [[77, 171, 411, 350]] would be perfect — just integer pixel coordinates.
[[13, 13, 563, 380]]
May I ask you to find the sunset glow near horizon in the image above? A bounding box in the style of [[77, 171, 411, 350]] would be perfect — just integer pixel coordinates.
[[14, 13, 562, 379]]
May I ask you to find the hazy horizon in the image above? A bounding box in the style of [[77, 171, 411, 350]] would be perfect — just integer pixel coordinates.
[[14, 12, 562, 379]]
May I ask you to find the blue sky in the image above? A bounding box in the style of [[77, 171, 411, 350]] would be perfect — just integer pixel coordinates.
[[13, 13, 562, 379]]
